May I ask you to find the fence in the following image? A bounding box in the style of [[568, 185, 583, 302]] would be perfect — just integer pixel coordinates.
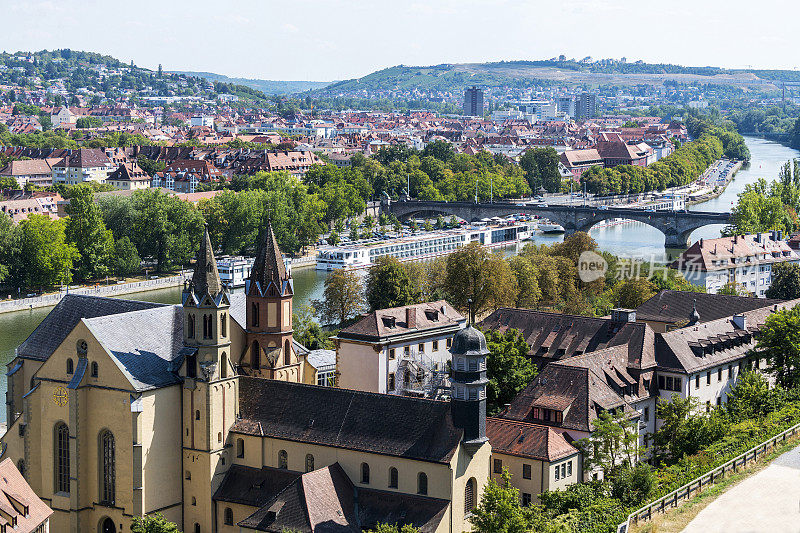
[[0, 274, 186, 314], [617, 421, 800, 533]]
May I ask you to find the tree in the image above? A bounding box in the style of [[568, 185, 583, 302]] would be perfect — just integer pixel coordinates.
[[484, 329, 537, 414], [726, 370, 774, 421], [612, 277, 656, 308], [578, 408, 642, 477], [443, 243, 518, 317], [509, 256, 541, 308], [365, 524, 420, 533], [313, 269, 365, 325], [0, 214, 17, 284], [653, 394, 697, 460], [114, 236, 141, 276], [65, 184, 114, 280], [717, 281, 751, 296], [365, 256, 417, 311], [470, 469, 533, 533], [294, 304, 331, 350], [609, 463, 656, 506], [16, 215, 78, 289], [131, 513, 180, 533], [756, 306, 800, 388], [765, 262, 800, 300]]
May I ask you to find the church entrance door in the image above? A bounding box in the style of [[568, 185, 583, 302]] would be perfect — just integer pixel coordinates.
[[101, 518, 116, 533]]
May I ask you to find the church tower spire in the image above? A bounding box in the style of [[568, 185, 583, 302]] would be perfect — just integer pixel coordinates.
[[243, 219, 303, 382], [185, 224, 223, 303], [181, 225, 235, 533]]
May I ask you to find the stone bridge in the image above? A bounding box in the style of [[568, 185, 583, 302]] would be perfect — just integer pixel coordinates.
[[383, 200, 731, 248]]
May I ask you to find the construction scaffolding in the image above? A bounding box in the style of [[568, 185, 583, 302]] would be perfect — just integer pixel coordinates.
[[396, 347, 450, 400]]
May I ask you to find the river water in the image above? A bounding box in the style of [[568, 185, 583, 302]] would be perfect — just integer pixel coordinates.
[[0, 137, 797, 424]]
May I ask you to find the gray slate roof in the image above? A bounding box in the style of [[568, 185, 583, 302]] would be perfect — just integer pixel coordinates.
[[16, 294, 166, 361], [83, 305, 184, 391], [636, 290, 785, 326]]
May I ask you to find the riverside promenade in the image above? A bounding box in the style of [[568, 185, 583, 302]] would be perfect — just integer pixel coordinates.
[[0, 274, 187, 314]]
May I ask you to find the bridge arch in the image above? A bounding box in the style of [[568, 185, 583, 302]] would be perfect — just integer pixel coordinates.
[[384, 200, 730, 249]]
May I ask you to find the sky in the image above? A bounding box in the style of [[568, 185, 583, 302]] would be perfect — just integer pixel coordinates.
[[2, 0, 798, 82]]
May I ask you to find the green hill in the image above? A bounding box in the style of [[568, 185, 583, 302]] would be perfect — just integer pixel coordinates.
[[315, 60, 797, 96], [172, 71, 331, 95]]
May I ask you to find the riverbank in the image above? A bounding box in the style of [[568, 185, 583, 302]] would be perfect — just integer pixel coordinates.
[[0, 274, 186, 314], [687, 160, 744, 206]]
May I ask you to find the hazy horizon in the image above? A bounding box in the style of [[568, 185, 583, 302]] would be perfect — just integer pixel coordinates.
[[3, 0, 798, 82]]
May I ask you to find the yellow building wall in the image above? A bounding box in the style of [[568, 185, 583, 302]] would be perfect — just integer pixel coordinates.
[[137, 388, 183, 519], [545, 454, 581, 492], [490, 453, 545, 502], [336, 340, 381, 392], [449, 442, 491, 533]]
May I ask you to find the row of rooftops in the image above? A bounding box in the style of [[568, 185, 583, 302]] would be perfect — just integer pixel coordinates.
[[485, 290, 800, 433]]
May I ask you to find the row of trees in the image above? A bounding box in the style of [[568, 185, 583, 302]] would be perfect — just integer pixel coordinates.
[[726, 160, 800, 236], [313, 233, 702, 329]]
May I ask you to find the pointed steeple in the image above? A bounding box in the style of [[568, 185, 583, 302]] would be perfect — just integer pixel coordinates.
[[249, 220, 289, 290], [189, 225, 222, 298]]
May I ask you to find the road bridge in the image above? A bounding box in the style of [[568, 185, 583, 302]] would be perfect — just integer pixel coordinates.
[[383, 200, 731, 248]]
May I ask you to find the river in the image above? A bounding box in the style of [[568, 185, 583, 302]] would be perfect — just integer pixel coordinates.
[[0, 136, 797, 424]]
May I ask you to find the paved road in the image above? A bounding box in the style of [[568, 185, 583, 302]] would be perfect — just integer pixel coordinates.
[[682, 443, 800, 532]]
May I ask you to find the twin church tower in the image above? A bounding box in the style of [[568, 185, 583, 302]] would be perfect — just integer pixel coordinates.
[[179, 221, 303, 531]]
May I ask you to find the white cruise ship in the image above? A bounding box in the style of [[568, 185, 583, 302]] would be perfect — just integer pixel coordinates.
[[316, 222, 534, 270], [217, 255, 291, 287]]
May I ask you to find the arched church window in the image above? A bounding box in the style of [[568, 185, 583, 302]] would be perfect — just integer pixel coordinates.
[[99, 430, 115, 505], [278, 450, 288, 469], [91, 362, 99, 378], [188, 314, 195, 339], [221, 352, 228, 379], [361, 462, 370, 484], [284, 340, 291, 366], [221, 313, 227, 337], [389, 467, 398, 488], [465, 477, 476, 515], [305, 454, 314, 472], [251, 341, 260, 370], [54, 422, 70, 493], [252, 302, 259, 327], [236, 438, 244, 458], [417, 472, 428, 495], [224, 507, 233, 525], [66, 358, 74, 375]]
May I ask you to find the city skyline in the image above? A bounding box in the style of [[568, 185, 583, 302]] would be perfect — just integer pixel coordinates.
[[2, 0, 798, 82]]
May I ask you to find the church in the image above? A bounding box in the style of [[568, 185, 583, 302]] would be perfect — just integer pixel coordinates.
[[0, 222, 491, 533]]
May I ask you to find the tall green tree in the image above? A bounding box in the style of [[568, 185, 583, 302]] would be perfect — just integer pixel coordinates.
[[365, 256, 417, 311], [470, 469, 533, 533], [577, 408, 642, 477], [765, 262, 800, 300], [16, 215, 78, 289], [484, 329, 537, 414], [65, 184, 114, 280], [312, 269, 366, 325], [756, 306, 800, 388], [443, 242, 518, 317], [0, 214, 17, 283]]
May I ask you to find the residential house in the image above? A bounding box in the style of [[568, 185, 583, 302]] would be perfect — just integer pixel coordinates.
[[335, 301, 466, 397], [0, 458, 53, 533], [51, 149, 114, 185], [0, 159, 55, 187], [670, 232, 800, 296], [106, 162, 151, 191]]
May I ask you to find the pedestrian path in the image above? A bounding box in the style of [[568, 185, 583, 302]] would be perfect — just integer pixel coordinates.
[[682, 443, 800, 532]]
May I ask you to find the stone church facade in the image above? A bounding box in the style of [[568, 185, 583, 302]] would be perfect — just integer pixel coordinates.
[[1, 223, 491, 533]]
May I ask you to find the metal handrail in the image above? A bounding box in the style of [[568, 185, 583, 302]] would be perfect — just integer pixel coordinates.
[[617, 421, 800, 533]]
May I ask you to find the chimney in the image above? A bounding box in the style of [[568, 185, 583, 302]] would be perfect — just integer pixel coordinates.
[[406, 307, 417, 329], [732, 314, 746, 330]]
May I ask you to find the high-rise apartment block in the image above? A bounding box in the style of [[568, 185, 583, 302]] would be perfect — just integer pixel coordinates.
[[575, 92, 597, 119], [463, 86, 484, 116]]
